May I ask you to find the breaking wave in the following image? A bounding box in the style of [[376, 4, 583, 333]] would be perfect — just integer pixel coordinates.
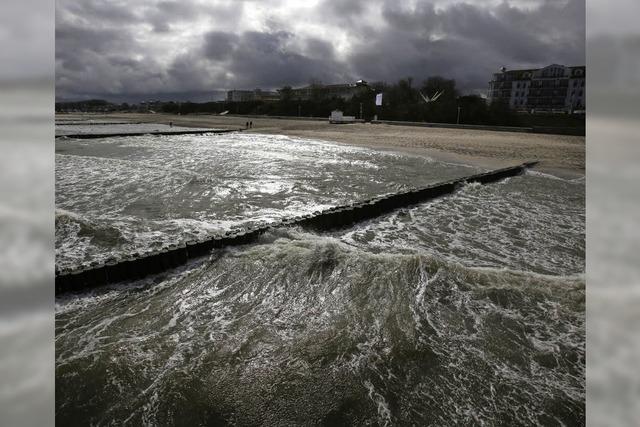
[[56, 231, 584, 425]]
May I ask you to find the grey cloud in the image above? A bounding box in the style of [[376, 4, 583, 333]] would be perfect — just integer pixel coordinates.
[[56, 15, 169, 96], [167, 55, 214, 90], [315, 0, 368, 26], [146, 1, 244, 33], [146, 1, 200, 32], [61, 1, 139, 25], [156, 1, 200, 19], [203, 31, 239, 59], [56, 0, 585, 100], [150, 21, 171, 33], [382, 1, 438, 33], [219, 31, 346, 88], [346, 0, 585, 92], [56, 25, 131, 56], [305, 38, 335, 60], [199, 30, 349, 89], [55, 19, 142, 82]]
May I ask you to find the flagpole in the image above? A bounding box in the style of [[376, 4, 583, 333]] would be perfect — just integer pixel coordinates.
[[375, 92, 383, 121]]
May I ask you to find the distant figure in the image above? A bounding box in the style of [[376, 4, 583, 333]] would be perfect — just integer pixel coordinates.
[[246, 121, 249, 129], [250, 121, 253, 128], [169, 121, 173, 128]]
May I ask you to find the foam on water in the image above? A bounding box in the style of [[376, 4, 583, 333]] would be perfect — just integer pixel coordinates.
[[337, 173, 584, 276], [55, 123, 215, 136], [55, 132, 478, 268], [56, 231, 584, 425], [55, 129, 584, 425]]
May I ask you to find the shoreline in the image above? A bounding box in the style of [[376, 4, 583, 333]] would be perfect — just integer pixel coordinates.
[[56, 112, 585, 179]]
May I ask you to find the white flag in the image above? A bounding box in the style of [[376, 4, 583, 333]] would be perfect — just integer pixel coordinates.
[[375, 93, 383, 106]]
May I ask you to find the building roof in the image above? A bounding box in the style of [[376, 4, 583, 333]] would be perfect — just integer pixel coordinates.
[[492, 64, 585, 80], [293, 83, 358, 90]]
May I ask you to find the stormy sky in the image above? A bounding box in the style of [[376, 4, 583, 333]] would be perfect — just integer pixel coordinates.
[[55, 0, 585, 102]]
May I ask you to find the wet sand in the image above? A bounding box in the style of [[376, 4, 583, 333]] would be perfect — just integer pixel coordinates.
[[57, 113, 585, 178]]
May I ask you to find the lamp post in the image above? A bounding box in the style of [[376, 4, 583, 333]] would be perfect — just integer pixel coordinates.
[[457, 106, 461, 124]]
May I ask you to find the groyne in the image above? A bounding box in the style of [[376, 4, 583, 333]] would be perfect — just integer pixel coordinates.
[[55, 129, 241, 139], [55, 161, 538, 294], [55, 121, 145, 126]]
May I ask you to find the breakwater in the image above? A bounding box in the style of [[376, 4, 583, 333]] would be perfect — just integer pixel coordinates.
[[54, 121, 145, 126], [55, 161, 538, 294], [55, 128, 240, 139]]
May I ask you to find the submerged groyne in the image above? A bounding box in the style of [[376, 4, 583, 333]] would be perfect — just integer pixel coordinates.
[[55, 121, 145, 126], [55, 128, 240, 139], [55, 161, 538, 294]]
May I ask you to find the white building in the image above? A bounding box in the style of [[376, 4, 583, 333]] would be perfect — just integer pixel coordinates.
[[226, 89, 280, 102], [488, 64, 585, 112]]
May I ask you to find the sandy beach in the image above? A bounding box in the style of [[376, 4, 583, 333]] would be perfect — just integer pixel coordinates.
[[57, 113, 585, 178]]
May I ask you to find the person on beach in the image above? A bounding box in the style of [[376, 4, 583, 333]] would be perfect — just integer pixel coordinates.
[[246, 121, 249, 129], [250, 121, 253, 128]]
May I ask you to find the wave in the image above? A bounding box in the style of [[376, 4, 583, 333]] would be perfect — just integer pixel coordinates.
[[526, 169, 585, 183], [56, 231, 584, 426]]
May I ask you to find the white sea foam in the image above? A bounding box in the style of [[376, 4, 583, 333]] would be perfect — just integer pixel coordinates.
[[55, 132, 477, 267], [337, 173, 584, 276], [54, 129, 584, 425]]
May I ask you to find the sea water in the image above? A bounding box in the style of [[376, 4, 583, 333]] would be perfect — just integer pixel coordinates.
[[55, 128, 584, 425]]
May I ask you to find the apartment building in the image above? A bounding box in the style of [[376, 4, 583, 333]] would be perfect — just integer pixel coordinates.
[[488, 64, 585, 112]]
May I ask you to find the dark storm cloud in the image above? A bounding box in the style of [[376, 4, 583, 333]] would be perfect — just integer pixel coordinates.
[[345, 0, 584, 92], [203, 31, 239, 60], [55, 0, 585, 100], [305, 38, 335, 61], [55, 16, 168, 96], [228, 33, 342, 88], [198, 30, 348, 89]]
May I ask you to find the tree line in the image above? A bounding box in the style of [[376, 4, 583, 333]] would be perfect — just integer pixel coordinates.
[[56, 76, 584, 129], [160, 77, 524, 126]]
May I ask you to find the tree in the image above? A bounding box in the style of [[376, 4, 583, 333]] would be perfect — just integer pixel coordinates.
[[308, 79, 324, 103], [420, 77, 459, 123], [279, 86, 293, 103], [457, 95, 488, 124]]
